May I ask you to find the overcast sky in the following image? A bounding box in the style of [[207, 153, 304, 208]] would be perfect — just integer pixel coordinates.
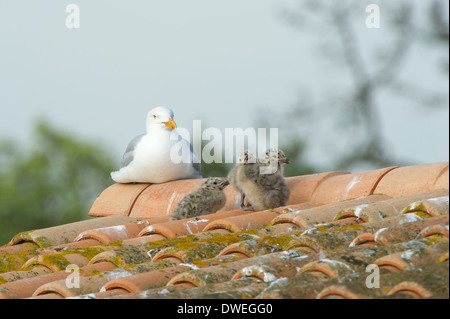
[[0, 0, 448, 172]]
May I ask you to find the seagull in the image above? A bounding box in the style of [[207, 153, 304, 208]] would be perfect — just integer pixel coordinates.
[[111, 106, 202, 184], [169, 177, 229, 221]]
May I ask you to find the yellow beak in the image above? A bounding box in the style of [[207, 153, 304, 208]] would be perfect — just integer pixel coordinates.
[[163, 119, 177, 129], [164, 119, 177, 129]]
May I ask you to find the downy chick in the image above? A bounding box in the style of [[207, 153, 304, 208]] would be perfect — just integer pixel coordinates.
[[258, 148, 290, 186], [169, 177, 229, 221], [227, 150, 259, 211], [254, 148, 291, 209]]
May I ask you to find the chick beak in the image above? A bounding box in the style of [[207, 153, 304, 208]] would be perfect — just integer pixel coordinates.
[[282, 158, 291, 164], [164, 119, 177, 129], [219, 180, 230, 189]]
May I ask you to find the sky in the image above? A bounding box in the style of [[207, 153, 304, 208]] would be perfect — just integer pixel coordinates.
[[0, 0, 448, 172]]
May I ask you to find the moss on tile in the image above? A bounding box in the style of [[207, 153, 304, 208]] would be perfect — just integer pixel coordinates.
[[0, 249, 40, 274], [40, 254, 72, 271], [76, 246, 107, 261], [202, 232, 256, 247], [113, 246, 150, 268], [423, 234, 448, 246], [129, 258, 179, 274], [401, 203, 431, 219], [262, 234, 298, 251], [19, 246, 106, 272]]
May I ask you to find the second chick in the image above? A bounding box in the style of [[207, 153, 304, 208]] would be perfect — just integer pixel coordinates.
[[169, 177, 229, 221]]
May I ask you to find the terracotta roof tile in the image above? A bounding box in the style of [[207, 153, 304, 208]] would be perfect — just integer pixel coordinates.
[[316, 262, 449, 299], [6, 215, 140, 248], [400, 194, 449, 217], [374, 162, 449, 197], [202, 211, 280, 233], [284, 171, 349, 204], [137, 209, 249, 239], [373, 242, 448, 272], [309, 166, 398, 204], [89, 183, 151, 217], [271, 194, 391, 227], [1, 162, 448, 300], [74, 221, 150, 244], [32, 268, 133, 298]]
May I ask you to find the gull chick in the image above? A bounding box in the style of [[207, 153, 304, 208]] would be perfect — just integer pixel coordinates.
[[111, 106, 201, 183], [169, 177, 230, 221], [231, 149, 290, 211], [255, 148, 291, 209], [258, 148, 291, 186], [228, 150, 259, 211]]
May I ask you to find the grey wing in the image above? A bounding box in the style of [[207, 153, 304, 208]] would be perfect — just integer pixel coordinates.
[[120, 133, 145, 168]]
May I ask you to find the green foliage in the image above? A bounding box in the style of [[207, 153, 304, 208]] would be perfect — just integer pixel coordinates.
[[201, 161, 232, 178], [0, 120, 116, 245], [280, 138, 316, 177]]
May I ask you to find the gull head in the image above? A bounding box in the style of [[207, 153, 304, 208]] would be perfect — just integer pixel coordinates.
[[237, 150, 257, 165], [201, 177, 230, 191], [260, 148, 291, 166], [146, 106, 177, 131]]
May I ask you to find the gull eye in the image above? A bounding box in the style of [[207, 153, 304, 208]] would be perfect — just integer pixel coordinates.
[[153, 115, 156, 119]]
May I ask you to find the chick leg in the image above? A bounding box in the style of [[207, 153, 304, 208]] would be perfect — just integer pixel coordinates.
[[239, 192, 254, 211]]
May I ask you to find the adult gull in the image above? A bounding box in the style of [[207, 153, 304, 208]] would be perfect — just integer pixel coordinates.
[[111, 106, 202, 183]]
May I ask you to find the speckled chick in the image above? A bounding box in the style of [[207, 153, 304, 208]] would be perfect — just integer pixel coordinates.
[[258, 148, 291, 186], [169, 177, 230, 221], [255, 148, 291, 210]]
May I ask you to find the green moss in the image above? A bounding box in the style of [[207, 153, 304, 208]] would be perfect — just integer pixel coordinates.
[[0, 248, 40, 274], [262, 234, 297, 250], [401, 203, 431, 218], [325, 224, 365, 233], [18, 246, 106, 272], [204, 232, 254, 246], [40, 254, 71, 271], [76, 246, 105, 261], [0, 255, 20, 273], [423, 234, 448, 246]]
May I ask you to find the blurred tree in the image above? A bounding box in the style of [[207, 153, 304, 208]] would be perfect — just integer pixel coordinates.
[[0, 120, 116, 245], [275, 0, 449, 172], [197, 136, 232, 178], [201, 160, 232, 178]]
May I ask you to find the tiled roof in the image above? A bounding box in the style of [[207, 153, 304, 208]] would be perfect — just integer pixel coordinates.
[[0, 162, 448, 300]]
